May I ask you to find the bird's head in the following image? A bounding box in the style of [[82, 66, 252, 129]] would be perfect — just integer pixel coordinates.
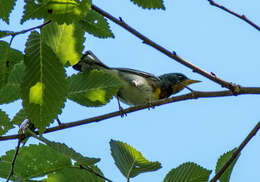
[[159, 73, 201, 95]]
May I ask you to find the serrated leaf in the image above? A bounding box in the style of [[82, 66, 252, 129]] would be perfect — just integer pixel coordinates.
[[47, 166, 104, 182], [21, 31, 67, 133], [0, 62, 26, 104], [8, 62, 26, 84], [79, 10, 114, 38], [0, 0, 17, 24], [22, 0, 91, 25], [163, 162, 211, 182], [0, 83, 20, 104], [12, 109, 27, 126], [41, 21, 85, 65], [0, 41, 24, 89], [68, 70, 122, 107], [0, 143, 71, 180], [39, 137, 100, 165], [110, 139, 161, 179], [130, 0, 165, 10], [215, 148, 239, 182], [0, 109, 13, 136]]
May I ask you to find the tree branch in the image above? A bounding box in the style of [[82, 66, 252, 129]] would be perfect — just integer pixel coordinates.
[[1, 87, 260, 141], [208, 0, 260, 31], [91, 4, 238, 91], [210, 121, 260, 182], [1, 20, 51, 39], [6, 139, 21, 182]]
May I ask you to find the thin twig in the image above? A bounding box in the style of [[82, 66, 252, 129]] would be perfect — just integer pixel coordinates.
[[91, 4, 237, 91], [210, 121, 260, 182], [208, 0, 260, 31], [79, 165, 113, 182], [6, 139, 21, 182], [1, 20, 51, 39], [1, 87, 260, 141]]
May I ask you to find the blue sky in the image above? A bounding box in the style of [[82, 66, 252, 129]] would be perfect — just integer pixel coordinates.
[[1, 0, 260, 181]]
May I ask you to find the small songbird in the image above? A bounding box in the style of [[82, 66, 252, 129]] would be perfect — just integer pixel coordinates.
[[73, 51, 200, 107]]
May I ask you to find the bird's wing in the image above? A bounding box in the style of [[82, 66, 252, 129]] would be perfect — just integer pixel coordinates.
[[113, 67, 161, 81]]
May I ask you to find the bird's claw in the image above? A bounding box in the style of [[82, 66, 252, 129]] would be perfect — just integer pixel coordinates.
[[119, 106, 127, 117]]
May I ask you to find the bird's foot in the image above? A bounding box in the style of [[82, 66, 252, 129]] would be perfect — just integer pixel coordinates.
[[147, 100, 155, 110], [119, 106, 127, 117]]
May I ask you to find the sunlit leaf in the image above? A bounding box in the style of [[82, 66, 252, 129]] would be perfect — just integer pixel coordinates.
[[22, 0, 91, 24], [110, 139, 161, 179], [21, 31, 67, 133], [41, 21, 85, 65], [68, 70, 122, 107]]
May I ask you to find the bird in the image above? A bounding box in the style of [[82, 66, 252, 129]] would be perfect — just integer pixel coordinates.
[[73, 51, 200, 108]]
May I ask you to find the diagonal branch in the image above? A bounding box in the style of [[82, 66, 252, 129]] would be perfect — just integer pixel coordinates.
[[208, 0, 260, 31], [1, 87, 260, 141], [91, 4, 238, 92], [6, 139, 21, 182], [210, 121, 260, 182]]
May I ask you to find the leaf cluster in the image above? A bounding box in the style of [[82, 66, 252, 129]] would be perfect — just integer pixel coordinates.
[[0, 0, 242, 182], [0, 138, 238, 182]]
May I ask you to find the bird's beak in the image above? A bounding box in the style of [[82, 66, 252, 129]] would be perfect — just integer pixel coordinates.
[[183, 79, 201, 85]]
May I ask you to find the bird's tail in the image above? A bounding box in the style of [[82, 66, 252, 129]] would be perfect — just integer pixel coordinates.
[[73, 51, 110, 72]]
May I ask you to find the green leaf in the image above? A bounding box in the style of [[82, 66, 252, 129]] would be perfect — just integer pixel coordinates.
[[21, 31, 67, 133], [0, 30, 14, 38], [0, 143, 72, 180], [0, 41, 24, 89], [215, 148, 239, 182], [0, 109, 13, 136], [7, 62, 26, 84], [79, 10, 114, 38], [110, 139, 161, 179], [12, 109, 27, 126], [0, 84, 20, 104], [0, 0, 17, 24], [33, 134, 100, 165], [22, 0, 91, 25], [41, 21, 85, 65], [47, 166, 104, 182], [0, 62, 26, 104], [163, 162, 211, 182], [68, 70, 123, 107], [130, 0, 165, 10]]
